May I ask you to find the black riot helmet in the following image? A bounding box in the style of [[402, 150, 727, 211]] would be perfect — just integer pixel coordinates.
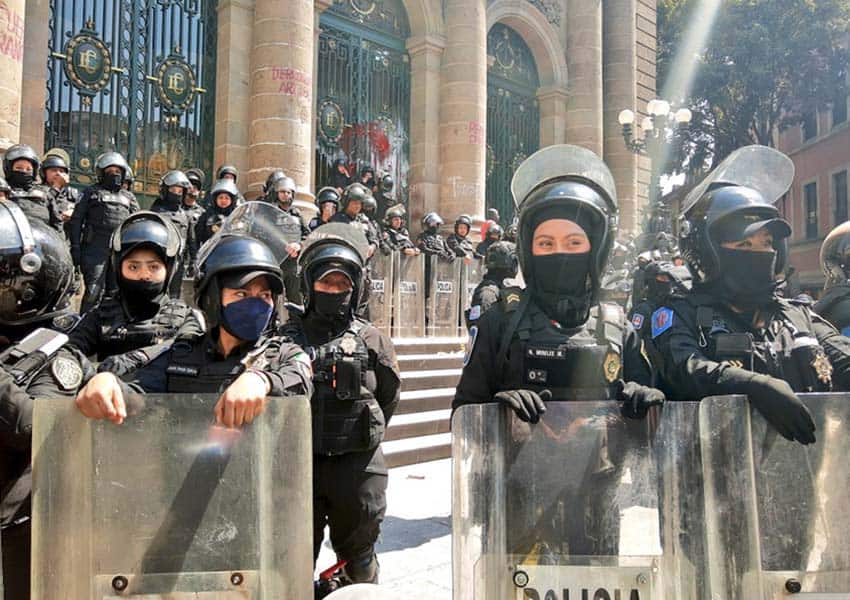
[[3, 144, 40, 180], [362, 194, 377, 215], [505, 221, 518, 243], [643, 260, 692, 304], [299, 223, 368, 322], [487, 223, 504, 241], [384, 204, 406, 228], [209, 178, 240, 215], [40, 154, 70, 181], [454, 214, 472, 235], [216, 164, 239, 182], [96, 151, 130, 182], [511, 145, 618, 326], [485, 241, 518, 278], [274, 176, 297, 196], [379, 174, 394, 194], [195, 234, 283, 330], [0, 200, 74, 326], [821, 221, 850, 288], [108, 211, 183, 300], [185, 168, 206, 189], [159, 170, 191, 201], [317, 186, 341, 208], [264, 169, 288, 194], [341, 182, 371, 211], [422, 212, 444, 231]]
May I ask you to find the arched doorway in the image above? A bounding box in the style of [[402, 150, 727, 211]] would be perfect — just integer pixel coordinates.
[[316, 0, 411, 212], [486, 23, 540, 223], [45, 1, 217, 202]]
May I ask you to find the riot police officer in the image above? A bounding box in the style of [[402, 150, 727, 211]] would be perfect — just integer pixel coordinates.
[[814, 221, 850, 335], [453, 145, 661, 420], [331, 183, 378, 256], [465, 241, 517, 329], [651, 146, 850, 444], [447, 214, 475, 260], [310, 187, 340, 231], [151, 170, 197, 297], [68, 212, 203, 375], [278, 224, 400, 589], [263, 169, 288, 203], [75, 231, 314, 427], [197, 178, 239, 245], [3, 144, 64, 238], [416, 212, 454, 261], [1, 200, 92, 599], [215, 164, 246, 204], [374, 173, 394, 219], [382, 205, 419, 255], [474, 223, 503, 259], [329, 158, 351, 192], [359, 194, 390, 256], [70, 151, 140, 311], [272, 176, 310, 305], [183, 168, 206, 229], [41, 153, 78, 238]]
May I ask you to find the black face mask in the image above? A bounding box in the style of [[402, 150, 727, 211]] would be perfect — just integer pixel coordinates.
[[311, 290, 353, 324], [102, 173, 124, 192], [120, 278, 165, 302], [530, 252, 593, 327], [8, 172, 34, 189], [165, 191, 184, 208], [715, 247, 778, 308]]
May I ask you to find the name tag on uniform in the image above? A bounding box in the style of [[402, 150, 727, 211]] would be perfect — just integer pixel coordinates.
[[526, 346, 566, 360], [166, 365, 199, 377]]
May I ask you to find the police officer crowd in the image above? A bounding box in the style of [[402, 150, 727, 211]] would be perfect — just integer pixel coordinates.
[[5, 140, 850, 598]]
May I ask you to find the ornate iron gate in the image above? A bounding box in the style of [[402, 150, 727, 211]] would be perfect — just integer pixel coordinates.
[[45, 0, 217, 200], [486, 23, 540, 223], [316, 0, 410, 206]]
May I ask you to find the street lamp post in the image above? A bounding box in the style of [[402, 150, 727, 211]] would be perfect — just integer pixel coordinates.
[[618, 100, 692, 241]]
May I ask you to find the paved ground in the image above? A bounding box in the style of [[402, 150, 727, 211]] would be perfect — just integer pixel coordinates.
[[316, 459, 453, 599]]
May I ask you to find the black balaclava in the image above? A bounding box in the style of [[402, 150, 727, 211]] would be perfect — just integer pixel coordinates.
[[526, 204, 603, 328], [117, 244, 168, 319], [714, 248, 778, 309], [8, 170, 35, 190], [102, 171, 124, 192]]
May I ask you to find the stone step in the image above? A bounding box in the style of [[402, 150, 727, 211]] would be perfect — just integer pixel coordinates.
[[400, 368, 463, 392], [383, 432, 452, 469], [396, 388, 454, 415], [385, 409, 451, 441], [397, 352, 465, 371], [392, 337, 467, 357]]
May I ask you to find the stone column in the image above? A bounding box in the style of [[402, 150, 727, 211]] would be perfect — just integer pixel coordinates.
[[311, 0, 332, 194], [214, 0, 255, 186], [565, 0, 604, 156], [438, 0, 487, 224], [407, 35, 445, 228], [0, 0, 26, 150], [248, 0, 314, 201], [537, 85, 569, 147], [20, 0, 49, 151]]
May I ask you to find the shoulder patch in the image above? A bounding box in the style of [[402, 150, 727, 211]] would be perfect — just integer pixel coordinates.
[[651, 307, 675, 339], [51, 355, 84, 391], [463, 326, 479, 367], [469, 305, 482, 322], [631, 313, 645, 330]]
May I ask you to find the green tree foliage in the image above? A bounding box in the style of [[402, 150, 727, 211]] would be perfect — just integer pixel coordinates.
[[658, 0, 850, 173]]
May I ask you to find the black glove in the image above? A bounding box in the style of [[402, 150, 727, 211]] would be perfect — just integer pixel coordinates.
[[493, 389, 551, 423], [617, 380, 665, 419], [744, 373, 816, 445]]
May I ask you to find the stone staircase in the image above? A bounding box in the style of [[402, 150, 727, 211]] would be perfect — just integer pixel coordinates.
[[382, 337, 466, 468]]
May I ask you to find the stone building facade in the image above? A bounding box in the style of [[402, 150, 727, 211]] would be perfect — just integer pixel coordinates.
[[8, 0, 655, 233]]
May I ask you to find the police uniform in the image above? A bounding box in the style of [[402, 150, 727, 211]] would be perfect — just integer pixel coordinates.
[[446, 232, 474, 258], [10, 184, 65, 240], [384, 225, 416, 252], [196, 179, 239, 246], [814, 285, 850, 336], [416, 229, 455, 261]]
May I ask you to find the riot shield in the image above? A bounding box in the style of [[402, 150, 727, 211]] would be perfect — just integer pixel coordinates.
[[459, 260, 483, 331], [426, 256, 461, 337], [31, 394, 313, 599], [368, 252, 394, 335], [453, 402, 666, 600], [698, 393, 850, 598], [391, 253, 424, 338]]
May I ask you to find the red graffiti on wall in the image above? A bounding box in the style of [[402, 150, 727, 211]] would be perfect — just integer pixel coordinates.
[[0, 2, 24, 62], [468, 121, 484, 145], [272, 66, 312, 98]]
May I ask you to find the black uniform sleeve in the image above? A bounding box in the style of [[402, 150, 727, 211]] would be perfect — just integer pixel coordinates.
[[67, 311, 102, 358], [0, 367, 35, 451], [622, 325, 653, 386], [476, 286, 501, 313], [261, 339, 314, 397], [69, 189, 91, 264], [452, 308, 503, 411], [810, 309, 850, 390], [363, 324, 401, 424], [117, 349, 172, 395]]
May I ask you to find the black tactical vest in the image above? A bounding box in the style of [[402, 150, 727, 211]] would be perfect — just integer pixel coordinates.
[[284, 320, 384, 456], [164, 335, 273, 394], [96, 297, 196, 360], [83, 188, 136, 245], [10, 186, 56, 231]]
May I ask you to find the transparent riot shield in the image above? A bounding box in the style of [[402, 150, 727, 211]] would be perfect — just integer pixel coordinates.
[[453, 402, 666, 600], [391, 253, 425, 338], [426, 256, 461, 337], [699, 393, 850, 599], [368, 252, 394, 335], [31, 395, 313, 599], [459, 260, 483, 332]]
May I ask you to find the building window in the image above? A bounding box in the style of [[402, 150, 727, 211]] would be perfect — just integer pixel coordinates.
[[836, 170, 849, 225], [805, 181, 819, 239], [803, 111, 818, 142], [833, 94, 848, 128]]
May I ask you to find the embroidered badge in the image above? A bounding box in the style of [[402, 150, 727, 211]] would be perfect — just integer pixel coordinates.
[[603, 351, 622, 383], [631, 313, 644, 330], [463, 326, 479, 367], [651, 307, 675, 339], [51, 356, 84, 391], [812, 352, 833, 386], [340, 335, 358, 355]]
